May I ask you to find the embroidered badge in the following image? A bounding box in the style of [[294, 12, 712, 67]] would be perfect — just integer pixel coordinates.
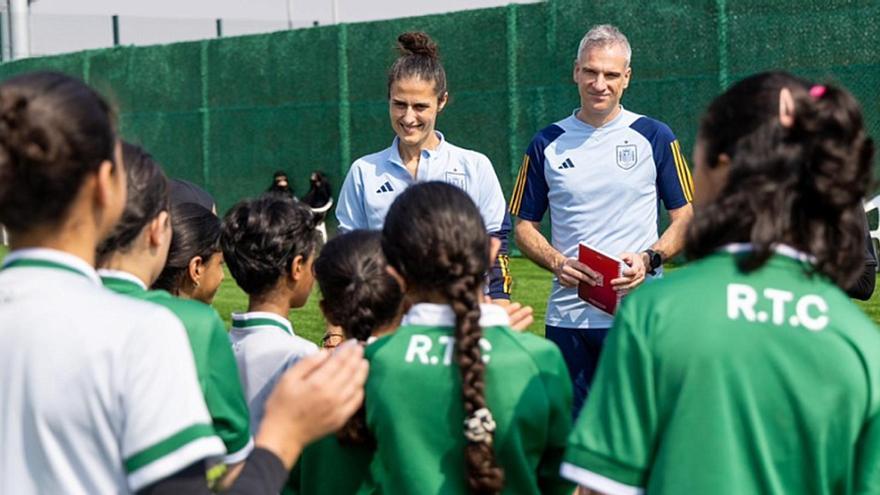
[[616, 144, 638, 170], [445, 171, 467, 190]]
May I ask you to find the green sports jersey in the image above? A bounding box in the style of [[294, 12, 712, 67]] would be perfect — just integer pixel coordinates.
[[359, 303, 574, 494], [285, 434, 373, 495], [100, 270, 253, 464], [562, 245, 880, 495]]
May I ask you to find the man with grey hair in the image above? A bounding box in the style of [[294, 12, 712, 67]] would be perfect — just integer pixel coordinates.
[[509, 24, 694, 416]]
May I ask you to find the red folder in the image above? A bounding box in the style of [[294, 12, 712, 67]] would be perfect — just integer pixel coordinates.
[[577, 243, 626, 315]]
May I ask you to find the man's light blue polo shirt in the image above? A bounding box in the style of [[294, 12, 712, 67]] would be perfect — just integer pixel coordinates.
[[510, 108, 693, 329]]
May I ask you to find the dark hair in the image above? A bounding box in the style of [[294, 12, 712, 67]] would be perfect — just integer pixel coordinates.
[[152, 202, 221, 294], [387, 32, 447, 98], [315, 230, 402, 446], [168, 178, 215, 212], [220, 194, 321, 296], [267, 170, 294, 196], [382, 182, 504, 493], [96, 142, 168, 264], [315, 230, 402, 340], [302, 170, 332, 209], [687, 71, 875, 288], [0, 71, 116, 232]]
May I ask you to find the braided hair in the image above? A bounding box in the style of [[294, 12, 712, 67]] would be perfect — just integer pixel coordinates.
[[220, 194, 321, 297], [382, 182, 504, 494]]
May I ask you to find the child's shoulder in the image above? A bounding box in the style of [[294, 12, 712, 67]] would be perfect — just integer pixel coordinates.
[[492, 327, 567, 372], [143, 291, 224, 330], [289, 333, 319, 355]]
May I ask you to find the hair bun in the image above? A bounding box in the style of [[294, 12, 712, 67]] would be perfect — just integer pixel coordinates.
[[0, 93, 65, 166], [397, 32, 438, 59]]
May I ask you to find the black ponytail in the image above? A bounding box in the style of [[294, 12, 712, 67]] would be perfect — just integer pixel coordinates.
[[314, 230, 403, 343], [152, 202, 221, 294], [96, 141, 168, 265]]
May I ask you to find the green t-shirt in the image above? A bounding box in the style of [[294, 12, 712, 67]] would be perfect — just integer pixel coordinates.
[[359, 303, 573, 495], [285, 434, 373, 495], [101, 271, 253, 463], [562, 246, 880, 495]]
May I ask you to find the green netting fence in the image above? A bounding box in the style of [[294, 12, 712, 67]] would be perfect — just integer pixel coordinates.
[[1, 0, 877, 232]]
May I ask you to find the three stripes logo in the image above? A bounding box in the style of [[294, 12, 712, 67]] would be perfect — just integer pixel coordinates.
[[376, 181, 395, 194], [558, 158, 575, 170]]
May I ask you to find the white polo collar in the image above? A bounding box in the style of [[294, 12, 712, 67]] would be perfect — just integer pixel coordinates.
[[97, 269, 148, 290], [388, 131, 448, 168], [403, 302, 510, 328], [720, 243, 816, 264], [231, 311, 294, 336], [2, 248, 101, 285]]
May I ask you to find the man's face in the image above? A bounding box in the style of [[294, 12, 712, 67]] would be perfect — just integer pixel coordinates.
[[573, 44, 631, 124], [275, 176, 289, 188]]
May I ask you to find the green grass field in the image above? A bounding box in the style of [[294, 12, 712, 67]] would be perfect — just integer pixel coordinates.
[[2, 245, 879, 343]]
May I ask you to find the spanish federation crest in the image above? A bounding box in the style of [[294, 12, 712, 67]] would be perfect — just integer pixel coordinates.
[[445, 171, 467, 190], [616, 144, 638, 170]]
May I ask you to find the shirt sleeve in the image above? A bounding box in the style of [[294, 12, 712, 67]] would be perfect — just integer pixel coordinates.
[[335, 163, 367, 233], [121, 306, 225, 492], [486, 212, 512, 300], [509, 136, 550, 222], [204, 313, 254, 465], [475, 153, 507, 233], [654, 131, 693, 211], [560, 299, 656, 494]]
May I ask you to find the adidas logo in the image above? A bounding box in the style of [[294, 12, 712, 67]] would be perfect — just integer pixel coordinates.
[[558, 158, 575, 170], [376, 181, 395, 194]]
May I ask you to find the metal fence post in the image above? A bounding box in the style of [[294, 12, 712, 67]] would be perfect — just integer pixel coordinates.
[[112, 15, 120, 46], [337, 23, 351, 180]]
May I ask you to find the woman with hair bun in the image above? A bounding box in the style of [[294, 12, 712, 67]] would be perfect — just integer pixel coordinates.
[[335, 31, 513, 303], [562, 72, 880, 495]]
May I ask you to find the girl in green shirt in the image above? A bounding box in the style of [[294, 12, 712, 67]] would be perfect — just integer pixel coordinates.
[[287, 230, 405, 494], [563, 72, 880, 495], [95, 142, 252, 487], [152, 201, 226, 304], [360, 182, 573, 494]]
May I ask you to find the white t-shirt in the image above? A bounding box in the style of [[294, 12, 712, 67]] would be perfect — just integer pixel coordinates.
[[0, 248, 224, 494], [229, 311, 318, 433]]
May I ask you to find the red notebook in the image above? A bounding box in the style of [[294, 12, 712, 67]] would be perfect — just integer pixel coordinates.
[[577, 242, 626, 315]]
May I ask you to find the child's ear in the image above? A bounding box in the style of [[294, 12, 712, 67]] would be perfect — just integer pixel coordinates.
[[290, 254, 305, 282], [188, 255, 204, 287], [148, 211, 171, 248]]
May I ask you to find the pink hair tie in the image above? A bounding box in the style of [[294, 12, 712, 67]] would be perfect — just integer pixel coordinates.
[[809, 85, 826, 99]]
